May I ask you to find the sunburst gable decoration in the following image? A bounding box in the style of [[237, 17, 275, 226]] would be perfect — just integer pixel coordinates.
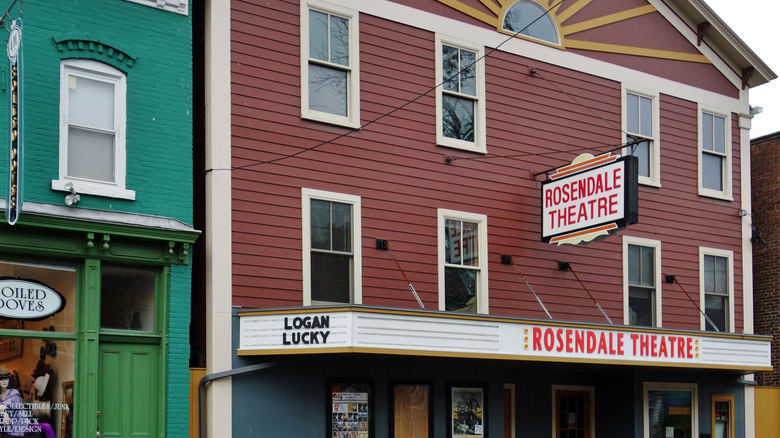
[[436, 0, 710, 64]]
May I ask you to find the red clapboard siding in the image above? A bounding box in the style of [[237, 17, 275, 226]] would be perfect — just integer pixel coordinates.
[[227, 1, 746, 332]]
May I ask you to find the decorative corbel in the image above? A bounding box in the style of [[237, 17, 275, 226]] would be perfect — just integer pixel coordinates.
[[101, 234, 111, 251], [85, 232, 95, 249], [696, 22, 710, 46], [742, 67, 755, 90], [179, 243, 190, 263]]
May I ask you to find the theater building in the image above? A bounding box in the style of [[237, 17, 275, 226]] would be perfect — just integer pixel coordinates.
[[195, 0, 774, 436], [0, 1, 197, 437]]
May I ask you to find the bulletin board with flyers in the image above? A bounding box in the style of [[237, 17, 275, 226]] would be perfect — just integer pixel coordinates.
[[328, 382, 372, 438]]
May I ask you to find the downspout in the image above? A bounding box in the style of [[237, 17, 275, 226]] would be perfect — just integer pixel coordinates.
[[198, 362, 276, 438]]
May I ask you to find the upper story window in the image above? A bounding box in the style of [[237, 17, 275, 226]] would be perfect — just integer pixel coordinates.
[[698, 107, 732, 200], [623, 86, 660, 186], [700, 248, 733, 332], [438, 209, 488, 314], [302, 188, 362, 305], [501, 1, 560, 44], [300, 0, 360, 128], [435, 35, 487, 153], [623, 236, 662, 327], [52, 59, 134, 200]]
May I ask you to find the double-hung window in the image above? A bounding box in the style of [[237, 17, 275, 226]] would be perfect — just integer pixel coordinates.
[[698, 107, 732, 199], [623, 236, 662, 327], [623, 86, 660, 185], [302, 188, 362, 305], [438, 209, 488, 313], [301, 0, 360, 128], [435, 35, 486, 153], [53, 59, 133, 199], [700, 248, 733, 332]]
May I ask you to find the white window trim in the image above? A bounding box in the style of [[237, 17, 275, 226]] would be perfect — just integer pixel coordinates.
[[621, 84, 661, 187], [437, 208, 489, 313], [53, 59, 134, 200], [697, 105, 733, 201], [435, 34, 487, 154], [302, 188, 362, 306], [643, 382, 698, 438], [699, 247, 734, 332], [300, 0, 361, 129], [550, 385, 595, 438], [622, 236, 662, 327]]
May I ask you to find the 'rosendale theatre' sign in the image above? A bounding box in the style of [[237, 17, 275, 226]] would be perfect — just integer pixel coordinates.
[[542, 152, 638, 245]]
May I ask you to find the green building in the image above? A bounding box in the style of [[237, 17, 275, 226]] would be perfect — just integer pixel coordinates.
[[0, 1, 197, 437]]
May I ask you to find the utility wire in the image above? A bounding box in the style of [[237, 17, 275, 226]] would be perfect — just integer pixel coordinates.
[[226, 0, 565, 173], [668, 275, 720, 332], [564, 263, 613, 324]]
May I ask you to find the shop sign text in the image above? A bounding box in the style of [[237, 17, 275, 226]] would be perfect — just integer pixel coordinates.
[[282, 315, 330, 345], [541, 153, 638, 244], [0, 278, 66, 320], [525, 326, 699, 361]]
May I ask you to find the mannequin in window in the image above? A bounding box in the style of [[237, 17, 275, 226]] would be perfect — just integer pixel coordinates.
[[0, 365, 23, 437]]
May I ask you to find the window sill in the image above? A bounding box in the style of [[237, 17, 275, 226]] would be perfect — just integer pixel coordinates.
[[302, 111, 361, 130], [698, 187, 733, 202], [52, 178, 136, 201], [436, 138, 487, 155]]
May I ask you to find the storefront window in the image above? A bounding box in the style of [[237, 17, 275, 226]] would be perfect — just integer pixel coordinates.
[[0, 260, 76, 437], [645, 383, 697, 438], [100, 265, 155, 331]]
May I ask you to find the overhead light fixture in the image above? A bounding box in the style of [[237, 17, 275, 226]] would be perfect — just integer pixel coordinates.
[[64, 182, 80, 206], [750, 106, 763, 116]]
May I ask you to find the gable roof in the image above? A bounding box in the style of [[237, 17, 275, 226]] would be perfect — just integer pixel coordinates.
[[667, 0, 775, 88]]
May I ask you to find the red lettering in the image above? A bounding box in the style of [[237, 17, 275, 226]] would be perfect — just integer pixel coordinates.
[[630, 333, 639, 355], [608, 193, 618, 215], [597, 197, 608, 216], [544, 328, 554, 351], [533, 327, 542, 350], [650, 335, 658, 357], [686, 337, 693, 359], [556, 328, 564, 352], [577, 203, 588, 222], [598, 333, 608, 354], [608, 332, 617, 355], [616, 333, 624, 355], [658, 336, 668, 357], [668, 336, 677, 357], [613, 167, 622, 189], [574, 330, 585, 353], [587, 331, 597, 353], [678, 337, 686, 358]]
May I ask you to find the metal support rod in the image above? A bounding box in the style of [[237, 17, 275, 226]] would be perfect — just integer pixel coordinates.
[[511, 262, 553, 319], [669, 276, 720, 332], [532, 138, 644, 179], [566, 264, 613, 324], [0, 0, 19, 27], [199, 361, 277, 438], [384, 242, 425, 309]]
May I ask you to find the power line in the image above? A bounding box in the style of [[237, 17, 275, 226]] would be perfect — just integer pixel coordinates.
[[226, 0, 565, 173]]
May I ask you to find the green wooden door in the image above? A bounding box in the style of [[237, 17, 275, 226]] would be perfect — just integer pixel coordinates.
[[98, 343, 160, 438]]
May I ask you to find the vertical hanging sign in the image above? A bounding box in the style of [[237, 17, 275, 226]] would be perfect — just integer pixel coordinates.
[[6, 19, 22, 225]]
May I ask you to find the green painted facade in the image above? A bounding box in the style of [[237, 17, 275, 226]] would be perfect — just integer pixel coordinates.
[[0, 0, 193, 222], [0, 1, 195, 438]]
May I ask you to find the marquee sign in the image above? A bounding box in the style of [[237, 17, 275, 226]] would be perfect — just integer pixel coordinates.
[[0, 278, 66, 320], [541, 152, 638, 245], [238, 308, 772, 371]]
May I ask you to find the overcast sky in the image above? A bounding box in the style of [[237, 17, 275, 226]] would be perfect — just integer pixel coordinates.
[[703, 0, 778, 139]]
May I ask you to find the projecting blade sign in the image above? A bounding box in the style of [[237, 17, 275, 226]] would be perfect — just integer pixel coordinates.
[[541, 152, 638, 245]]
